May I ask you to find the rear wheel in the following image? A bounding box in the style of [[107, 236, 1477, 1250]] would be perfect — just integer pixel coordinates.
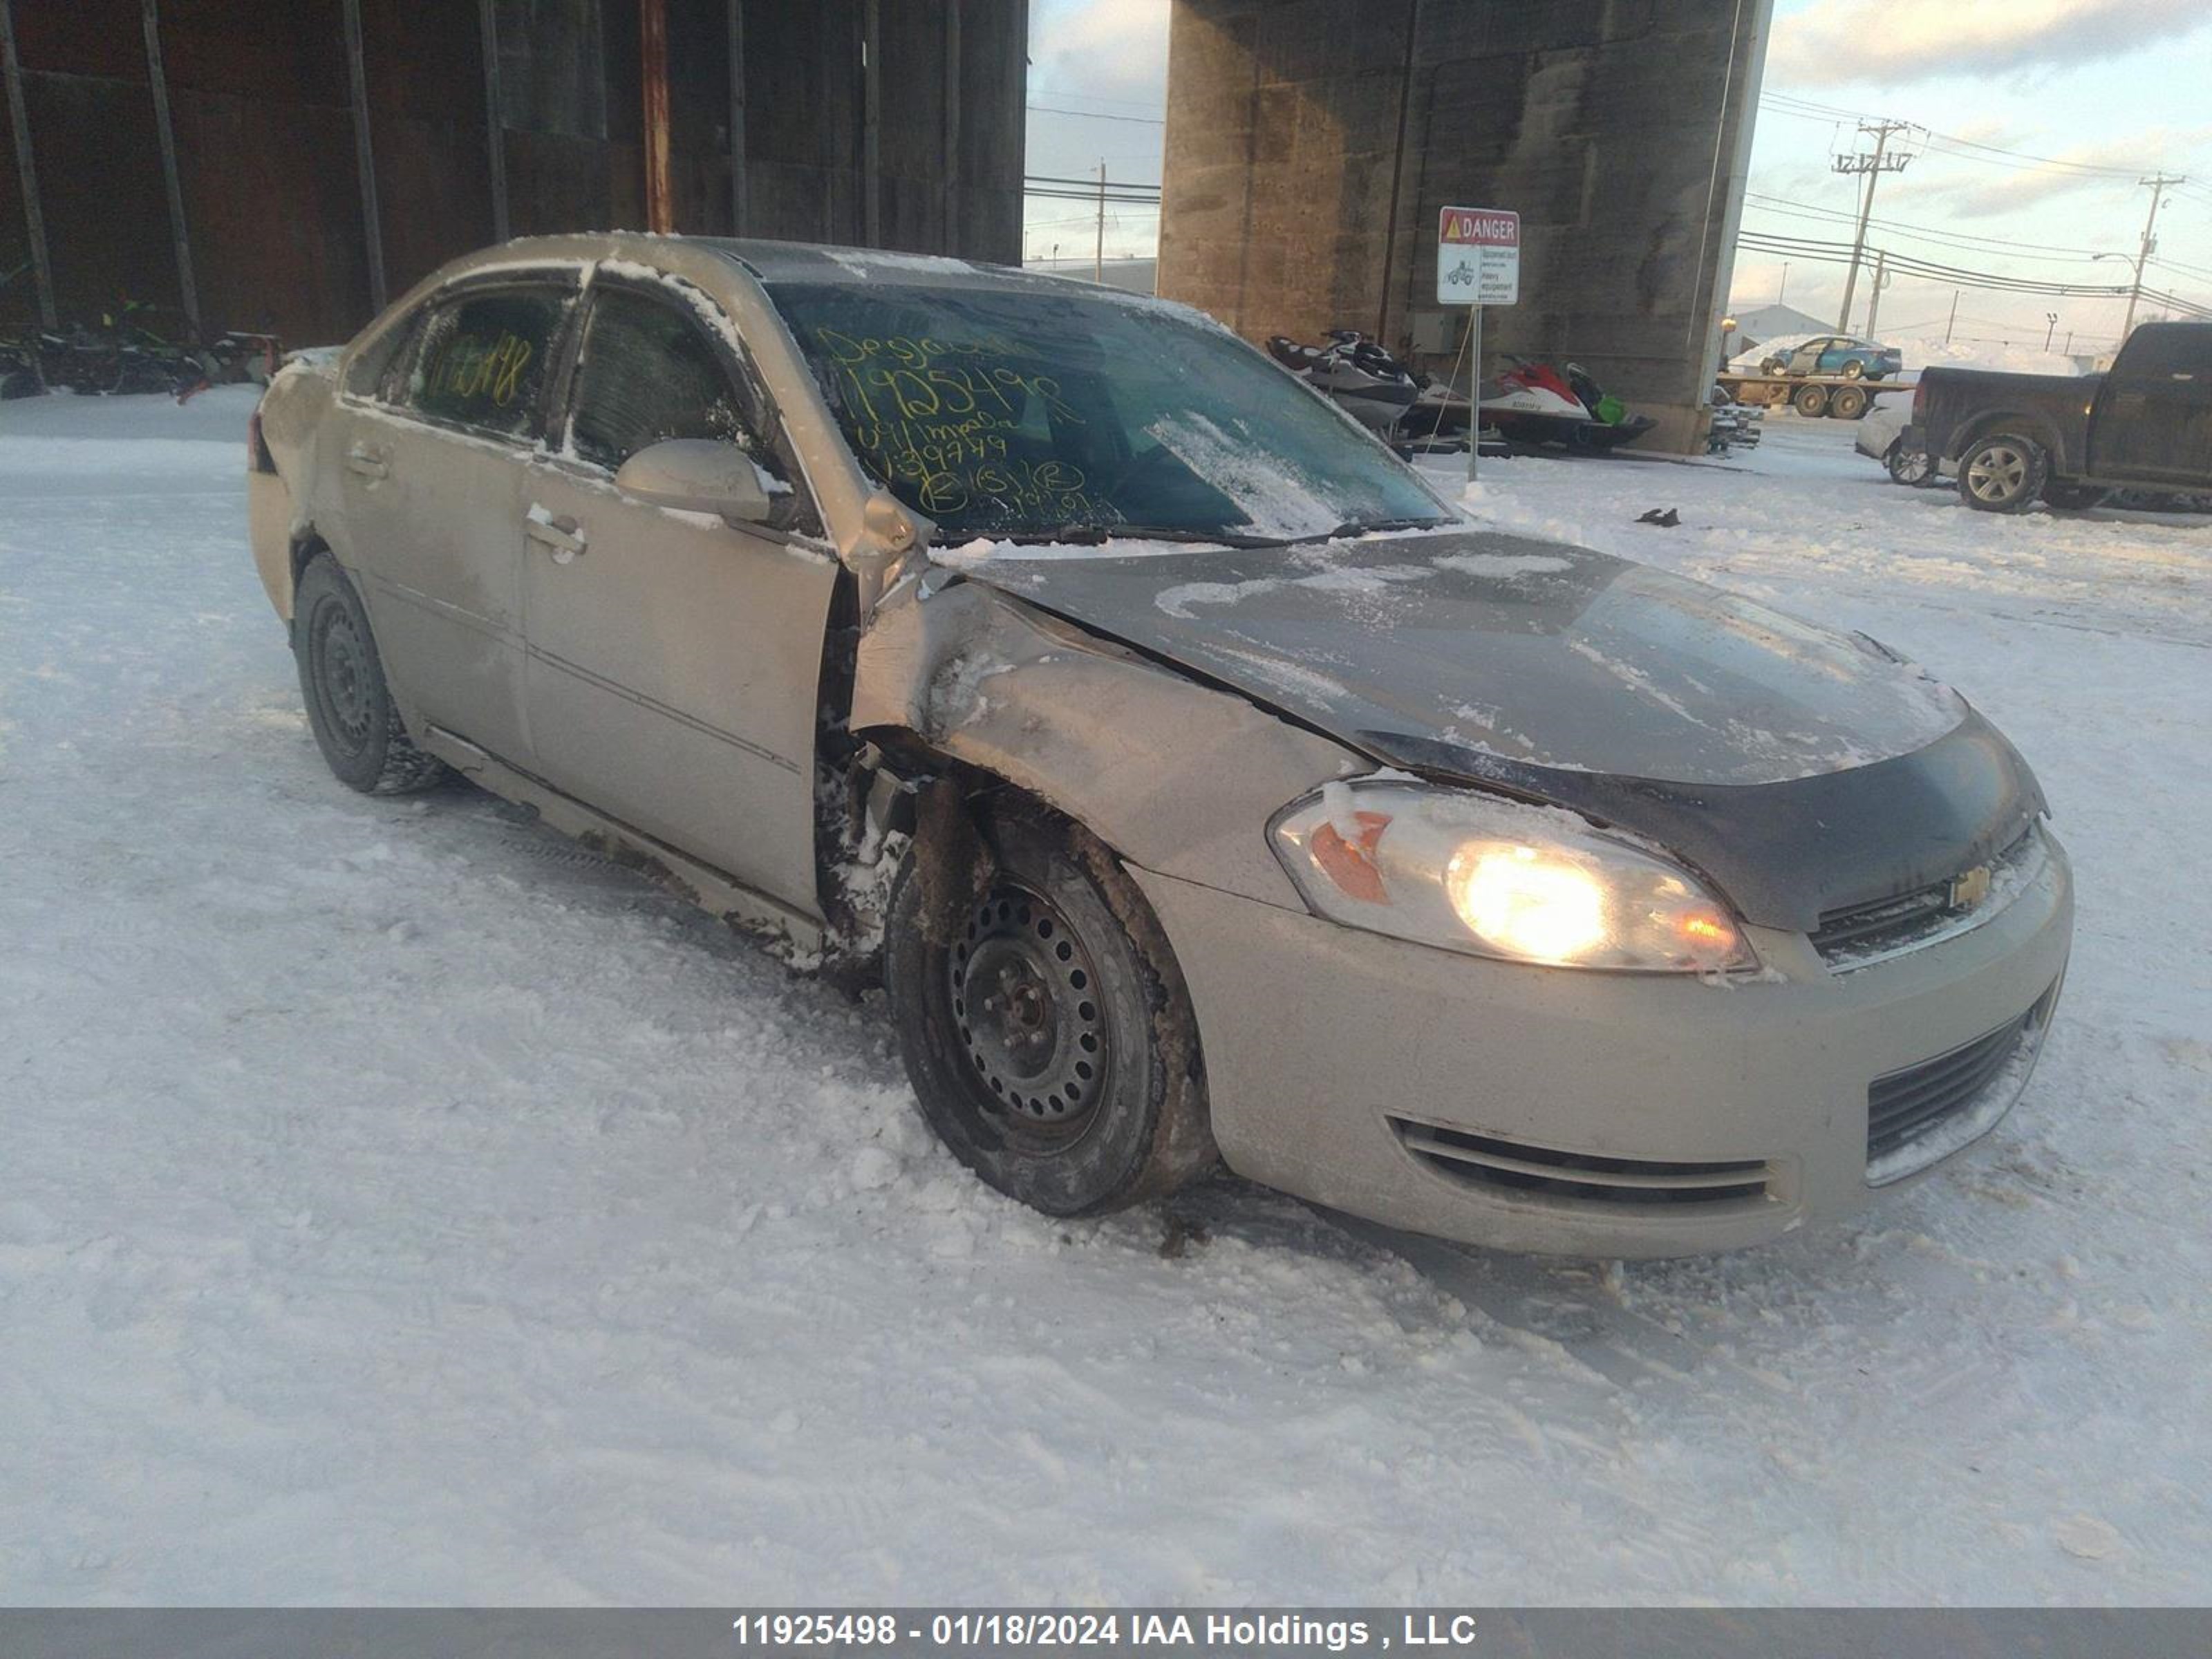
[[1841, 358, 1866, 379], [293, 553, 449, 794], [1830, 384, 1869, 420], [1793, 384, 1830, 418], [1886, 441, 1936, 486], [885, 805, 1215, 1217], [1958, 433, 2049, 514]]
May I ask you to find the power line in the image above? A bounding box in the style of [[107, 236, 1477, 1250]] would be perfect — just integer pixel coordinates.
[[1026, 103, 1164, 126], [1742, 191, 2121, 259]]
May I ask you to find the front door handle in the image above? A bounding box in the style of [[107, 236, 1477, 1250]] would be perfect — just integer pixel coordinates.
[[525, 504, 589, 563], [345, 443, 388, 481]]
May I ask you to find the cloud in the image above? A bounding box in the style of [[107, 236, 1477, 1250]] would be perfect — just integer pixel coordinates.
[[1029, 0, 1170, 106], [1898, 124, 2212, 218], [1768, 0, 2210, 84]]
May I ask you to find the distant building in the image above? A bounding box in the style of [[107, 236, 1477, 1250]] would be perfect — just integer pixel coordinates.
[[1725, 302, 1835, 354], [1023, 256, 1158, 294]]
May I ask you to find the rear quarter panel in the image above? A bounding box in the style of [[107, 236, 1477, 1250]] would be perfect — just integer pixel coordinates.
[[247, 359, 339, 621]]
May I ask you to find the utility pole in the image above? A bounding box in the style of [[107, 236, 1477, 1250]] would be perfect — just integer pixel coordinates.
[[2121, 173, 2185, 343], [1944, 288, 1959, 345], [1863, 250, 1888, 338], [1094, 160, 1106, 284], [1834, 120, 1913, 332], [1778, 261, 1789, 307], [2044, 312, 2058, 351]]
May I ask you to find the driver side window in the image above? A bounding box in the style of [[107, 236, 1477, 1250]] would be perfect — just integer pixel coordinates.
[[565, 287, 782, 480]]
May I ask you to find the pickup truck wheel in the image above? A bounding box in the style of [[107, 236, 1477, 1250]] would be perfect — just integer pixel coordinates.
[[885, 806, 1216, 1218], [2042, 482, 2110, 511], [294, 554, 450, 794], [1830, 385, 1869, 420], [1840, 359, 1866, 379], [1792, 384, 1830, 418], [1959, 433, 2049, 514], [1886, 442, 1936, 486]]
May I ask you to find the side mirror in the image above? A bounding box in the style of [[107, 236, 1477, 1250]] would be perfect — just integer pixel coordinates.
[[613, 438, 778, 525]]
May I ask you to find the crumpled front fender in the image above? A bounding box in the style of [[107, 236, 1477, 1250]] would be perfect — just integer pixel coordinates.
[[850, 571, 1360, 908]]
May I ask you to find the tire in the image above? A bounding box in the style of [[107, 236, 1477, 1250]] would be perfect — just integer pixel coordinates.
[[1760, 357, 1784, 377], [1841, 358, 1866, 379], [885, 804, 1216, 1218], [1958, 432, 2049, 514], [292, 553, 449, 794], [2041, 481, 2110, 511], [1793, 384, 1830, 418], [1886, 441, 1936, 487], [1830, 385, 1869, 420]]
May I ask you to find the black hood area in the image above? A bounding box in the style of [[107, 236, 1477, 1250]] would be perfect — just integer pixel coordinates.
[[949, 529, 2045, 932]]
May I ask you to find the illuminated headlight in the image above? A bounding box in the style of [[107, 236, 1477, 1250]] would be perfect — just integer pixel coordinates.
[[1268, 780, 1756, 973]]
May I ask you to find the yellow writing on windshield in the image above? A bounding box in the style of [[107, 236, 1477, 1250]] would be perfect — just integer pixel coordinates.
[[816, 328, 1096, 521]]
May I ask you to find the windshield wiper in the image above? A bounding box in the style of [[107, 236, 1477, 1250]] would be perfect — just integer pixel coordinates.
[[1302, 515, 1456, 543], [941, 523, 1283, 551]]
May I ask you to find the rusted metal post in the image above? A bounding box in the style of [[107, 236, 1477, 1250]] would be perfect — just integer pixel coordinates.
[[341, 0, 386, 312], [861, 0, 881, 245], [941, 0, 960, 253], [640, 0, 673, 234], [478, 0, 509, 241], [140, 0, 200, 337], [726, 0, 748, 234], [0, 0, 56, 328]]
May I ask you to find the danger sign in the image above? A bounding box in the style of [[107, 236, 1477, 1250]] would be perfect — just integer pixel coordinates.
[[1437, 205, 1519, 306]]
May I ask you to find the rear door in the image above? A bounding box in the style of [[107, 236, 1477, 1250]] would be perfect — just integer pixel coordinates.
[[329, 276, 575, 762], [2090, 326, 2212, 485], [519, 275, 839, 916]]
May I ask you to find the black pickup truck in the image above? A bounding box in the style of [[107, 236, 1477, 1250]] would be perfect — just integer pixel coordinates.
[[1906, 320, 2212, 512]]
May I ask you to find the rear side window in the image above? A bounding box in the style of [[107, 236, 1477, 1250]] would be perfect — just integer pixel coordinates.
[[564, 286, 785, 480], [404, 288, 567, 438]]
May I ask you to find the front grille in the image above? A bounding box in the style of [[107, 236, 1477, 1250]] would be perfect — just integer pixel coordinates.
[[1389, 1118, 1769, 1208], [1866, 984, 2056, 1170], [1813, 827, 2040, 968]]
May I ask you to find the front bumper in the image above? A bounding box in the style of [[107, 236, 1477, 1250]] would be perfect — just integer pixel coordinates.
[[1134, 831, 2072, 1257]]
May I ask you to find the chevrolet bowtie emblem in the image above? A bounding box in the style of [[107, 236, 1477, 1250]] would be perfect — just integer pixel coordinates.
[[1949, 864, 1993, 908]]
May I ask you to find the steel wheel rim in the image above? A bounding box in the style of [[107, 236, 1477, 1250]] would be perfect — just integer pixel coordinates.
[[947, 879, 1109, 1143], [1967, 444, 2026, 501], [310, 599, 375, 754]]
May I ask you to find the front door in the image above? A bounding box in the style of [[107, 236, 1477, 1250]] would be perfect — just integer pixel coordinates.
[[2090, 327, 2212, 486], [334, 278, 574, 762], [519, 277, 840, 917]]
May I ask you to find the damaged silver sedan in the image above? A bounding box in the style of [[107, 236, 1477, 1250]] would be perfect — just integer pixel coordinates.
[[247, 235, 2072, 1257]]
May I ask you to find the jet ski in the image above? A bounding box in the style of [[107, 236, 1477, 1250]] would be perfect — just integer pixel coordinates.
[[1266, 330, 1423, 437], [1479, 357, 1656, 452]]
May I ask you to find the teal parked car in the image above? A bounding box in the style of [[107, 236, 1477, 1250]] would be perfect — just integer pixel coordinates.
[[1759, 335, 1903, 380]]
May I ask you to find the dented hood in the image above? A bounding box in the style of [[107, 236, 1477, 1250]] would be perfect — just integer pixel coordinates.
[[946, 529, 2045, 930], [950, 529, 1967, 785]]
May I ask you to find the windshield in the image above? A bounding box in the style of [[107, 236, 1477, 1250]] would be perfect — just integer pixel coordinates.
[[765, 279, 1450, 545]]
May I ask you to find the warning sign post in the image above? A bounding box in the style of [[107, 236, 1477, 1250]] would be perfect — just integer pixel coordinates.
[[1436, 206, 1520, 480]]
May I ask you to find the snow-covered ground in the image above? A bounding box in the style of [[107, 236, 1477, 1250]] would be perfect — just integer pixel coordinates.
[[3, 393, 2209, 1604]]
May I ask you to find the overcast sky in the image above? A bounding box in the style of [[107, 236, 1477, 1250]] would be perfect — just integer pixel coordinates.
[[1022, 0, 2212, 350]]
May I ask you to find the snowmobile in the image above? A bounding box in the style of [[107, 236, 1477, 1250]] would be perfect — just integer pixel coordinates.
[[1479, 357, 1656, 452]]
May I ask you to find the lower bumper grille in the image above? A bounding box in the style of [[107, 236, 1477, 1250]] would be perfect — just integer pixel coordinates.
[[1388, 1118, 1769, 1208], [1866, 982, 2059, 1178]]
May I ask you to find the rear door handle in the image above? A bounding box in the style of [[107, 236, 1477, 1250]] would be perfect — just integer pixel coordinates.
[[344, 443, 388, 481], [524, 504, 588, 563]]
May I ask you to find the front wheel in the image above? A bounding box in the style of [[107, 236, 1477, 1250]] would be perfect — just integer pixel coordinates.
[[1958, 433, 2050, 514], [293, 554, 450, 794], [1886, 441, 1936, 487], [885, 806, 1216, 1217]]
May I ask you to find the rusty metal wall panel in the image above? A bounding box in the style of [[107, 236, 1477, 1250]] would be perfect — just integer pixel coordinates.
[[23, 73, 182, 326], [361, 0, 496, 296]]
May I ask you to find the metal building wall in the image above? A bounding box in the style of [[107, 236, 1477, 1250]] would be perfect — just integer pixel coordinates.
[[1156, 0, 1772, 453], [0, 0, 1027, 348]]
